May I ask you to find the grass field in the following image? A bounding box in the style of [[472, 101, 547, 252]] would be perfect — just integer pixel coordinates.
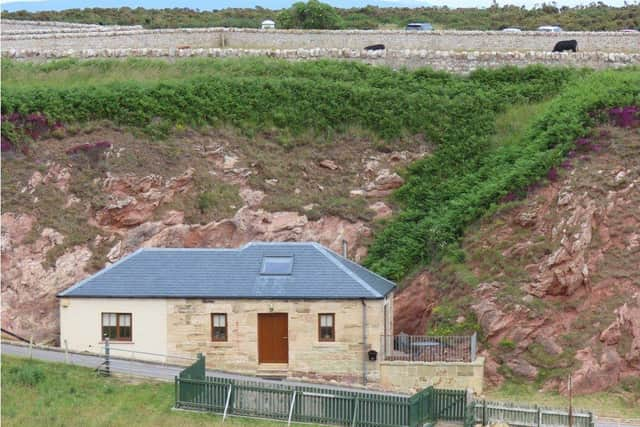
[[485, 382, 640, 419], [1, 356, 309, 427], [3, 355, 639, 425]]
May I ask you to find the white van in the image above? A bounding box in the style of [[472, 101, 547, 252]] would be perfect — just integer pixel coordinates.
[[537, 25, 563, 32]]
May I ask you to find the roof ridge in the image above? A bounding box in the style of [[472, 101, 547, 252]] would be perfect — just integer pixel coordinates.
[[323, 246, 396, 290], [139, 247, 244, 252], [311, 243, 382, 298], [57, 248, 145, 297], [245, 241, 317, 246]]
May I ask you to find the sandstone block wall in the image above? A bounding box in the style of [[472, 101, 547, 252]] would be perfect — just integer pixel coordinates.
[[166, 298, 392, 385], [379, 357, 485, 394]]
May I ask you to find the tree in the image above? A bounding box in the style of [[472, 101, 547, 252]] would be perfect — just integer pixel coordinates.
[[278, 0, 343, 29]]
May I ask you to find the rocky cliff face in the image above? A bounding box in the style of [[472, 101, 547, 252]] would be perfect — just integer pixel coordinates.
[[1, 126, 423, 343], [393, 125, 640, 396], [3, 119, 638, 397]]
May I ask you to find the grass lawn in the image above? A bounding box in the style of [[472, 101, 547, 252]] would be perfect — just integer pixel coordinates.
[[1, 356, 312, 427], [484, 382, 640, 420]]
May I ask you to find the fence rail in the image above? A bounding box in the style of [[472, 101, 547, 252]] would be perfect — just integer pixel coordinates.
[[466, 400, 596, 427], [175, 354, 468, 427], [380, 333, 477, 363]]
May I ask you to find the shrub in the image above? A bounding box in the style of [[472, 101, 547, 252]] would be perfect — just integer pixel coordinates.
[[66, 141, 112, 164], [609, 105, 639, 128], [499, 339, 516, 351], [278, 0, 343, 29]]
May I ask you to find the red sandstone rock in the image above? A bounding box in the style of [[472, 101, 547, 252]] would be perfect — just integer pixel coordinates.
[[369, 201, 393, 220]]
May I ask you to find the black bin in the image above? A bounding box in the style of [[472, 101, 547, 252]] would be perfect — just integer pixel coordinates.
[[368, 350, 378, 361]]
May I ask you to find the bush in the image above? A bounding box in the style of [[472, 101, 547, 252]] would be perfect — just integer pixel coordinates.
[[278, 0, 343, 29], [499, 339, 516, 351]]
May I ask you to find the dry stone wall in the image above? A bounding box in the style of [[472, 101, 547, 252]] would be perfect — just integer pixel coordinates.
[[1, 19, 142, 32], [4, 47, 639, 73], [2, 23, 639, 52], [2, 20, 639, 72]]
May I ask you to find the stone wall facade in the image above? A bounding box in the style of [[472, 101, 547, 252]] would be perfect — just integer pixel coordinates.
[[2, 25, 638, 53], [59, 295, 486, 393], [5, 47, 638, 73], [380, 358, 485, 394], [166, 297, 393, 385]]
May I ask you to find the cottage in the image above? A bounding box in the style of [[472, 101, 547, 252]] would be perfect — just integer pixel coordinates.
[[58, 242, 395, 383]]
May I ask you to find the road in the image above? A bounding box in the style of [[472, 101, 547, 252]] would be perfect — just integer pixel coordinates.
[[1, 341, 402, 395], [2, 342, 639, 427]]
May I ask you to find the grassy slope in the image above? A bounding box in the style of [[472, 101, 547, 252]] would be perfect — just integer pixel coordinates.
[[486, 383, 640, 419], [365, 68, 640, 281], [1, 356, 309, 427], [428, 123, 640, 414], [2, 355, 638, 423]]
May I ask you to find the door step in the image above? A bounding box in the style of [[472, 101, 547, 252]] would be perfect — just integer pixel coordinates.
[[257, 363, 288, 379]]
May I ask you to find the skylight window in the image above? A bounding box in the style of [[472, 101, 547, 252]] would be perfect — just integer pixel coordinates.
[[261, 257, 294, 275]]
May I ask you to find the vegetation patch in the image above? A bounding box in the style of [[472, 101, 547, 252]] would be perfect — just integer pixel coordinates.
[[366, 70, 640, 281], [1, 356, 300, 427]]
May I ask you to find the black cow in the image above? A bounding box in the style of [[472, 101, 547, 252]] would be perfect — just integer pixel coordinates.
[[364, 44, 386, 51], [553, 40, 578, 53]]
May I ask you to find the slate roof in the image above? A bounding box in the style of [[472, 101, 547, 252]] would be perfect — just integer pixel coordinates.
[[58, 242, 395, 299]]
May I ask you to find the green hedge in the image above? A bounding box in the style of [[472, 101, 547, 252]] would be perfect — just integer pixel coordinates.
[[364, 69, 640, 280], [1, 61, 576, 143]]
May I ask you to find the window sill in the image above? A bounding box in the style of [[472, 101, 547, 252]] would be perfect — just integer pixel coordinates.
[[100, 341, 134, 344]]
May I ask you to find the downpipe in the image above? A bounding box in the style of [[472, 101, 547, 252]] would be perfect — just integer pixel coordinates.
[[361, 298, 367, 386]]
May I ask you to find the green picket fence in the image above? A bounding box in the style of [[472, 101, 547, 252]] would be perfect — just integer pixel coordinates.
[[174, 354, 468, 427]]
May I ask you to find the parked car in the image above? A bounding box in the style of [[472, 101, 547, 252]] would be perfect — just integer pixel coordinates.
[[537, 25, 563, 32], [501, 27, 522, 33], [406, 23, 433, 31]]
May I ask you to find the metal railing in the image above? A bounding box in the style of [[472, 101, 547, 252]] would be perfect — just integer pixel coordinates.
[[380, 333, 478, 363]]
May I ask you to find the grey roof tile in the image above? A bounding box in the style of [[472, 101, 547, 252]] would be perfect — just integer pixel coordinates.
[[58, 242, 395, 299]]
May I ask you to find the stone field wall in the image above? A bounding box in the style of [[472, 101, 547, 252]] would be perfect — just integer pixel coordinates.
[[4, 47, 639, 73], [2, 19, 639, 72]]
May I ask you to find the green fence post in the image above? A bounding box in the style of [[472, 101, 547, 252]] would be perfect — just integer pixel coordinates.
[[175, 377, 179, 408], [483, 399, 487, 426], [351, 397, 360, 427]]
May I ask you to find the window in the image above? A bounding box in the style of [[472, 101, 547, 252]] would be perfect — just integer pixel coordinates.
[[101, 313, 132, 341], [318, 314, 335, 342], [211, 313, 228, 341], [261, 257, 294, 275]]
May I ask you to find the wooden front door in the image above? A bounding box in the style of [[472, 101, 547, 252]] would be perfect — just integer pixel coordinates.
[[258, 313, 288, 364]]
